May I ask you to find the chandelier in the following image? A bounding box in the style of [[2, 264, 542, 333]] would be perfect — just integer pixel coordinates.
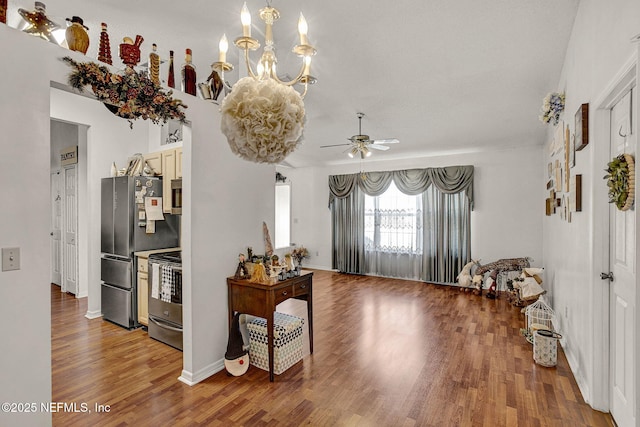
[[213, 1, 317, 98]]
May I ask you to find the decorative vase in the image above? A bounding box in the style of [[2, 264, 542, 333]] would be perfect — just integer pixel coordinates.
[[119, 35, 144, 67], [97, 22, 112, 65], [181, 48, 196, 96], [18, 1, 60, 44], [148, 43, 160, 85], [167, 50, 175, 88], [65, 16, 89, 54]]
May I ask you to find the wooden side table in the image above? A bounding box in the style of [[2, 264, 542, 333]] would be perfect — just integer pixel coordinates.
[[227, 271, 313, 381]]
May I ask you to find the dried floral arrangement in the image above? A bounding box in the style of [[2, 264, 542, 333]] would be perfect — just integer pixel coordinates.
[[290, 246, 310, 265], [62, 56, 187, 128], [539, 92, 565, 126], [220, 77, 305, 164]]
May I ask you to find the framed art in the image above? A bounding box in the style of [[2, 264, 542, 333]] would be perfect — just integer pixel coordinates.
[[570, 174, 582, 212], [569, 134, 576, 168], [161, 119, 183, 146], [545, 198, 554, 216], [575, 103, 589, 151], [564, 125, 570, 191]]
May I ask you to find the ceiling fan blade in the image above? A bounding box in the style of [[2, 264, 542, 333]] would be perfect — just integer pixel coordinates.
[[372, 138, 400, 144], [320, 143, 352, 148], [368, 144, 390, 151]]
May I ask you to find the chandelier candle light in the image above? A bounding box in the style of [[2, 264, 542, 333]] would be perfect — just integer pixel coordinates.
[[217, 1, 317, 164], [213, 2, 317, 98]]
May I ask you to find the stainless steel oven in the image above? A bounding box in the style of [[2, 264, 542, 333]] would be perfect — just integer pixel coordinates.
[[148, 251, 183, 350]]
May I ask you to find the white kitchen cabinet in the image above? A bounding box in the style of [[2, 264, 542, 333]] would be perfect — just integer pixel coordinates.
[[162, 149, 177, 213], [144, 148, 182, 213], [143, 151, 163, 176], [176, 147, 183, 179]]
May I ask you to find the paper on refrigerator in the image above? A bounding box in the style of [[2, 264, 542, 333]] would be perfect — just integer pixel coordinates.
[[144, 197, 165, 221]]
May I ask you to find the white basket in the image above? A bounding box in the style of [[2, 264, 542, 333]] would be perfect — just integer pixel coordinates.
[[533, 329, 562, 367]]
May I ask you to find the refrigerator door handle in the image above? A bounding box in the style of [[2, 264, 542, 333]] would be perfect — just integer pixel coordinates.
[[149, 315, 183, 332]]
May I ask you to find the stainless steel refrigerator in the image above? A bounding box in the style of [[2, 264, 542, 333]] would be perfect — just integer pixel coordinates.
[[101, 176, 180, 329]]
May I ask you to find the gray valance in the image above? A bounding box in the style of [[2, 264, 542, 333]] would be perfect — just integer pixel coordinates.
[[328, 166, 474, 209]]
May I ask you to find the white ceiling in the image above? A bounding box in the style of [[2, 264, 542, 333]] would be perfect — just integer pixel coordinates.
[[8, 0, 580, 167]]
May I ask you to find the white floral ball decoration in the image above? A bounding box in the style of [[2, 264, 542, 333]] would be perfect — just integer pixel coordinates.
[[220, 77, 305, 164]]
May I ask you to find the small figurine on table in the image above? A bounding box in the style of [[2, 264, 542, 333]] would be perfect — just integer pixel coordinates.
[[234, 253, 250, 279]]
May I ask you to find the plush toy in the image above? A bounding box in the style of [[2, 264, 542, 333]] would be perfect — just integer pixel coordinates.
[[456, 259, 479, 291], [486, 270, 499, 299], [514, 267, 545, 302], [472, 274, 484, 295], [472, 257, 532, 297]]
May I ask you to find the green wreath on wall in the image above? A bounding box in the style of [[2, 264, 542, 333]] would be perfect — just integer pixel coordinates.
[[604, 153, 635, 211]]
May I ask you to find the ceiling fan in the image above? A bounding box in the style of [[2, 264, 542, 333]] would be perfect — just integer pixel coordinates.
[[320, 112, 400, 159]]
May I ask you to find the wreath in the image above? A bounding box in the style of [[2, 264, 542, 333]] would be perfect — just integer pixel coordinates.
[[604, 153, 635, 211]]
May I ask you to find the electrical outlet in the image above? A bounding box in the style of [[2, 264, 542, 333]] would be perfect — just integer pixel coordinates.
[[316, 251, 319, 256], [2, 247, 20, 271]]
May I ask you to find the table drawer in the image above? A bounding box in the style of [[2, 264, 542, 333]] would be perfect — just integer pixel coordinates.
[[274, 285, 294, 305], [294, 280, 310, 296]]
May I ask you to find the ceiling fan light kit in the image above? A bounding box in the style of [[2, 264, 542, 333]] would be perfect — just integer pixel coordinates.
[[321, 112, 399, 159]]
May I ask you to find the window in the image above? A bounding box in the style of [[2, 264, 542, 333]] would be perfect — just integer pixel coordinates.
[[274, 184, 291, 249], [364, 181, 422, 255]]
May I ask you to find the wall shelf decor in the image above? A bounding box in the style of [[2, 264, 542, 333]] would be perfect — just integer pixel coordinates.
[[575, 103, 589, 151]]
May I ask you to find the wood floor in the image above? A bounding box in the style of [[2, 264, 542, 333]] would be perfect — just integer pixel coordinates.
[[52, 270, 614, 426]]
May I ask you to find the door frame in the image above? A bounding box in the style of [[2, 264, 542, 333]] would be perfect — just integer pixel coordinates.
[[590, 48, 639, 413]]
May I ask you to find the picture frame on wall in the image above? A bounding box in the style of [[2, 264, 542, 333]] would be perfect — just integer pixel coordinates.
[[569, 134, 576, 168], [575, 103, 589, 151], [570, 174, 582, 212], [161, 119, 183, 146]]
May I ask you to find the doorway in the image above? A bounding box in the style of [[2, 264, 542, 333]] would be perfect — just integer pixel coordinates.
[[50, 120, 84, 296], [592, 54, 638, 424], [607, 88, 636, 427]]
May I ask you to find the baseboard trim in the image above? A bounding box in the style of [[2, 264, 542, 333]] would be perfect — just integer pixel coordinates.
[[561, 342, 601, 411], [178, 359, 225, 386], [84, 310, 102, 320]]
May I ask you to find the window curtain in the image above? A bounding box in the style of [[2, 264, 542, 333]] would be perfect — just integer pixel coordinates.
[[329, 174, 366, 274], [328, 166, 473, 282]]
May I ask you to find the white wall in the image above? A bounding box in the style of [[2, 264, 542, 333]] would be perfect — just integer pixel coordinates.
[[0, 24, 274, 426], [542, 0, 640, 411], [0, 25, 56, 427], [284, 144, 544, 273]]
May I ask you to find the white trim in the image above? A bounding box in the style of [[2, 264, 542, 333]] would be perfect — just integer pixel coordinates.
[[589, 51, 638, 413], [84, 310, 102, 319], [178, 359, 225, 386]]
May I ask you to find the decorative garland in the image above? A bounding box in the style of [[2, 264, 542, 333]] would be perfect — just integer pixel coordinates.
[[220, 77, 305, 164], [62, 56, 187, 128], [604, 153, 635, 211]]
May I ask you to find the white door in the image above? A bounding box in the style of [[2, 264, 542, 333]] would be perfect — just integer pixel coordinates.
[[608, 89, 636, 427], [50, 170, 62, 286], [63, 165, 78, 295]]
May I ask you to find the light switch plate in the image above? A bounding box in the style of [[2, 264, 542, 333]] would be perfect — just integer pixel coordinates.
[[2, 247, 20, 271]]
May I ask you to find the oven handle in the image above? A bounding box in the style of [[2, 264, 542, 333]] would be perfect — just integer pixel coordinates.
[[149, 315, 182, 332]]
